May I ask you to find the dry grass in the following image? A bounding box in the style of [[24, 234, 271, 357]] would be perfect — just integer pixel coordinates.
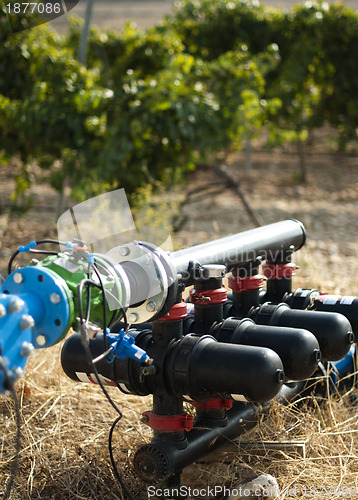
[[0, 342, 154, 499], [3, 352, 358, 499], [230, 385, 358, 499]]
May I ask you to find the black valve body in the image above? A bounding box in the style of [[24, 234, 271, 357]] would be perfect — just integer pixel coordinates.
[[61, 330, 284, 403], [211, 317, 320, 381], [250, 302, 354, 361]]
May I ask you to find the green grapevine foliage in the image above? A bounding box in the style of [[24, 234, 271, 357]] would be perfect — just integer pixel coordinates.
[[0, 0, 357, 205]]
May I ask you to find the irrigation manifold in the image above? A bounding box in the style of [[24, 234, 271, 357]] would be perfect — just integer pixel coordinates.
[[1, 217, 357, 494]]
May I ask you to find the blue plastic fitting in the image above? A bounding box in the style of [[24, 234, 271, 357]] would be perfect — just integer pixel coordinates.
[[328, 345, 356, 391], [107, 329, 149, 364], [87, 254, 95, 265], [18, 241, 37, 253]]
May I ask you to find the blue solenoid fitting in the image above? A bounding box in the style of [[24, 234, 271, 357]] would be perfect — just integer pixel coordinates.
[[107, 329, 152, 365]]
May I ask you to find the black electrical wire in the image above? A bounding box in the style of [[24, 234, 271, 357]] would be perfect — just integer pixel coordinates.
[[77, 277, 126, 416], [77, 320, 135, 500], [0, 359, 21, 500], [84, 262, 93, 327], [90, 259, 129, 346], [34, 239, 68, 246], [28, 249, 59, 256], [7, 250, 21, 276], [7, 239, 67, 275], [108, 416, 136, 500], [105, 298, 128, 331], [77, 273, 135, 500], [89, 262, 108, 351], [91, 258, 130, 343], [78, 278, 102, 313], [6, 239, 134, 498]]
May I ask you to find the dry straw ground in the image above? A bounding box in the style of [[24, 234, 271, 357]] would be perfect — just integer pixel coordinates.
[[1, 131, 358, 499]]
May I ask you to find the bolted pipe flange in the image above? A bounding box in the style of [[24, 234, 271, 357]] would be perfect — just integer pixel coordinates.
[[36, 334, 47, 347], [20, 341, 34, 358], [50, 293, 61, 304], [8, 298, 25, 313], [0, 304, 6, 318], [107, 242, 171, 323], [20, 314, 35, 331], [13, 272, 24, 284], [146, 301, 157, 313], [2, 266, 73, 348], [128, 312, 139, 323]]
